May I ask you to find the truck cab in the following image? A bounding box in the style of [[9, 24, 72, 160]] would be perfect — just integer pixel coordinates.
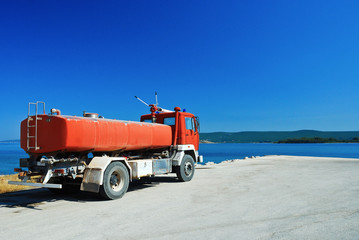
[[140, 107, 200, 150]]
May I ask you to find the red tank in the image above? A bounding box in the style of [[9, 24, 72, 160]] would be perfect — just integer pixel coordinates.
[[20, 115, 173, 155]]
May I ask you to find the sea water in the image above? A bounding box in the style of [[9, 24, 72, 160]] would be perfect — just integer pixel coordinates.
[[1, 142, 359, 175], [200, 143, 359, 163], [0, 143, 28, 175]]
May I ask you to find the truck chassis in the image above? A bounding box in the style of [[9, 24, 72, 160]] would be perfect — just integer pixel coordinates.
[[9, 145, 203, 199]]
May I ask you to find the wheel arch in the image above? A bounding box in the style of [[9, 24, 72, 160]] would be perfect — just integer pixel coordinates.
[[184, 150, 196, 163], [80, 156, 132, 193], [172, 144, 198, 166]]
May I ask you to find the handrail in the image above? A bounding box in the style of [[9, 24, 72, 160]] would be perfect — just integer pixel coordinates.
[[27, 101, 46, 151]]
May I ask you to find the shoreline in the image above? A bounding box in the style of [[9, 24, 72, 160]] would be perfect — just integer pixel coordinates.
[[3, 154, 359, 176], [2, 153, 359, 177]]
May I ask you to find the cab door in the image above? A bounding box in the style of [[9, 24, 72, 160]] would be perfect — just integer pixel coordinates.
[[184, 116, 199, 150]]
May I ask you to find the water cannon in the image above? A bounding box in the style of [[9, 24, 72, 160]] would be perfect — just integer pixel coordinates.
[[135, 93, 173, 123]]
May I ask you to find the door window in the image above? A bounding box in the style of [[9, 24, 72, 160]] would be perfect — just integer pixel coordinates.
[[185, 117, 194, 130]]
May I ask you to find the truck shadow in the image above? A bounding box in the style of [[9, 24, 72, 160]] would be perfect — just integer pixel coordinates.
[[0, 188, 101, 210], [0, 175, 180, 209]]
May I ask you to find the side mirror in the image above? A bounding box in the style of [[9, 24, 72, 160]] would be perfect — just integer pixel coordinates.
[[195, 116, 200, 132]]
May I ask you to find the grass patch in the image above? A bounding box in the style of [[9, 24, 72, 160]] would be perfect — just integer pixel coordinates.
[[0, 174, 35, 194]]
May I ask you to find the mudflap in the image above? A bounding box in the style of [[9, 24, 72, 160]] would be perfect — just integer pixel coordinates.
[[80, 168, 103, 193]]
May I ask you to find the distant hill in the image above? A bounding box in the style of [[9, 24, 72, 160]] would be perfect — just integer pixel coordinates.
[[276, 137, 359, 143], [200, 130, 359, 143]]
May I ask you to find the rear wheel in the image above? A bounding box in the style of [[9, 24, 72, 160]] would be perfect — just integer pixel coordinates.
[[99, 162, 129, 200], [176, 154, 195, 182]]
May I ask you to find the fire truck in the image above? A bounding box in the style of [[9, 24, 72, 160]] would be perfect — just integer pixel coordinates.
[[9, 97, 202, 200]]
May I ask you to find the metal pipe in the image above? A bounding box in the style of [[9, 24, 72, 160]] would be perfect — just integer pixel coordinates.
[[173, 107, 181, 146]]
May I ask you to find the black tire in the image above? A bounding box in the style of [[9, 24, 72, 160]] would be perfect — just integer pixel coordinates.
[[176, 154, 195, 182], [99, 162, 129, 200]]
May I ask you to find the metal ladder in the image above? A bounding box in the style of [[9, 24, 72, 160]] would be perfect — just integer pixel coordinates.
[[27, 101, 45, 151]]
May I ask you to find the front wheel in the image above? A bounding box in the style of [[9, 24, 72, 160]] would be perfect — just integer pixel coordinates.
[[176, 154, 195, 182], [99, 162, 129, 200]]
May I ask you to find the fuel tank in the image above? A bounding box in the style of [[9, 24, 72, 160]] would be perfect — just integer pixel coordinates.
[[20, 115, 173, 155]]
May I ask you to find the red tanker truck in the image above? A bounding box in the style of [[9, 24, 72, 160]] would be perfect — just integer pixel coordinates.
[[9, 100, 203, 199]]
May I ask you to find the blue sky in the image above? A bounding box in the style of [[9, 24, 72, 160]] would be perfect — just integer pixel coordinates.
[[0, 0, 359, 140]]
